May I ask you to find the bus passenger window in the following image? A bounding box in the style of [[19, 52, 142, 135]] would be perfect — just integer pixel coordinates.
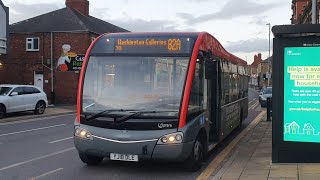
[[187, 60, 205, 121], [223, 73, 230, 104]]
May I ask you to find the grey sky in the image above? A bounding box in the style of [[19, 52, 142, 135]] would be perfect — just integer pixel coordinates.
[[177, 0, 283, 25], [2, 0, 292, 64]]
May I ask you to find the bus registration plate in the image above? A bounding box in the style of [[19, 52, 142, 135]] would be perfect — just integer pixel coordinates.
[[110, 153, 138, 162]]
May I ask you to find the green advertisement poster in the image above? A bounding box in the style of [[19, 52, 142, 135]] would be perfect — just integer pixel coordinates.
[[284, 47, 320, 143]]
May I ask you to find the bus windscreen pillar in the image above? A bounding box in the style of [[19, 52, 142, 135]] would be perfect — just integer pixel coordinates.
[[272, 25, 320, 163]]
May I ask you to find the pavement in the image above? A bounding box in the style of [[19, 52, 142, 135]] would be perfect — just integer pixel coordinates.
[[0, 104, 76, 123], [210, 113, 320, 180]]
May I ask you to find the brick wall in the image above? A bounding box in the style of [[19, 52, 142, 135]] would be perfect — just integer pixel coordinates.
[[0, 31, 99, 104]]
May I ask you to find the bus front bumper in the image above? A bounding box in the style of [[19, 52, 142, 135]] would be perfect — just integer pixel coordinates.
[[74, 135, 194, 162]]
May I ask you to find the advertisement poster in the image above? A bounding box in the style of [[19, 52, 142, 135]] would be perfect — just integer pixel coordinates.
[[56, 44, 84, 71], [284, 47, 320, 143]]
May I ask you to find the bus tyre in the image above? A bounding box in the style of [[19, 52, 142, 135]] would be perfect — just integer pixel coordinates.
[[184, 136, 204, 172], [79, 153, 103, 165]]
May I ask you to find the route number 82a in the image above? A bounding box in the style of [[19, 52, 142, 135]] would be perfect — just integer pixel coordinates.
[[168, 39, 181, 51]]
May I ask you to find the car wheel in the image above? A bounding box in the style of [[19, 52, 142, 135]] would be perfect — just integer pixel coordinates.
[[0, 104, 6, 119], [79, 153, 103, 165], [34, 101, 46, 114], [184, 135, 205, 172]]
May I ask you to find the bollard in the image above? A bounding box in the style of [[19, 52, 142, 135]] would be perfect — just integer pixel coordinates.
[[267, 97, 272, 121]]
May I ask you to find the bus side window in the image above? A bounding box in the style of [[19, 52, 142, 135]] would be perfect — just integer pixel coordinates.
[[223, 73, 230, 104], [187, 59, 205, 122]]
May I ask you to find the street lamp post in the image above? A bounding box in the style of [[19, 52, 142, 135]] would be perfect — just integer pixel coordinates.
[[266, 23, 271, 86]]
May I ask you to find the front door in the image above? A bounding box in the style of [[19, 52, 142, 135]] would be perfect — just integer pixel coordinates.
[[34, 73, 43, 90]]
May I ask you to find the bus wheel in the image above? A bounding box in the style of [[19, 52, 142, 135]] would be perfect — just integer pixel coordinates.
[[79, 153, 103, 165], [184, 136, 204, 172]]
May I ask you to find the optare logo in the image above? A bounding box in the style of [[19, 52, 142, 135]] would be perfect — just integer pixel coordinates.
[[288, 50, 292, 54], [158, 123, 172, 129]]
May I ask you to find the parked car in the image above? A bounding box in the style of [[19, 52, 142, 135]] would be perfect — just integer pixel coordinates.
[[0, 84, 48, 119], [259, 86, 272, 107]]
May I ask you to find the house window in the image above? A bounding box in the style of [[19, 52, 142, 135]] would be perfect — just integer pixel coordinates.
[[26, 37, 40, 51]]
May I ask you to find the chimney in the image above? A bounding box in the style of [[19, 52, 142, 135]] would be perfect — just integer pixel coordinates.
[[66, 0, 89, 16], [258, 53, 262, 61]]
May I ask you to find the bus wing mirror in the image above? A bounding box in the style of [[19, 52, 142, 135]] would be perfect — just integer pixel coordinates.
[[205, 60, 217, 80], [197, 51, 204, 59]]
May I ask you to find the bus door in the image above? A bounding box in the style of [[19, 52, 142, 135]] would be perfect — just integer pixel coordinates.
[[204, 56, 220, 142]]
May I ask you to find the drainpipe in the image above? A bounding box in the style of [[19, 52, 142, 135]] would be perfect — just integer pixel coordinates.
[[50, 32, 55, 104], [312, 0, 317, 24]]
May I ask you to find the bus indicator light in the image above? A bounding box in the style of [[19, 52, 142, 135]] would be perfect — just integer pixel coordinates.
[[161, 137, 168, 143]]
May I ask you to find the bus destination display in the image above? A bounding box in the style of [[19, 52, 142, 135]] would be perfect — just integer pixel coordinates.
[[113, 37, 192, 54]]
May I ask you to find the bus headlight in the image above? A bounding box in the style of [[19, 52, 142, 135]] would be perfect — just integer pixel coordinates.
[[157, 132, 183, 144], [74, 127, 93, 140]]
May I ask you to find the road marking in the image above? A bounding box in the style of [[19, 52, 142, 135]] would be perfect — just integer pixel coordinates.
[[249, 101, 259, 110], [49, 137, 73, 144], [30, 168, 63, 180], [0, 124, 66, 137], [197, 111, 266, 180], [0, 147, 75, 171], [0, 114, 74, 126], [249, 101, 258, 109]]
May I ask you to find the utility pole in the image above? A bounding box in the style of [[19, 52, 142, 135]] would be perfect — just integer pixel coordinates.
[[266, 23, 271, 86]]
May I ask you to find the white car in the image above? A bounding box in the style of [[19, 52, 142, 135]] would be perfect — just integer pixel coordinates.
[[0, 84, 48, 119]]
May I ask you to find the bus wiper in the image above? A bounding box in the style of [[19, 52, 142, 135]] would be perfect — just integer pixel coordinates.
[[114, 110, 178, 125], [85, 109, 141, 121]]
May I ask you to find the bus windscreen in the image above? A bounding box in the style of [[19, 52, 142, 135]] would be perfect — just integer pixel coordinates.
[[91, 37, 194, 54]]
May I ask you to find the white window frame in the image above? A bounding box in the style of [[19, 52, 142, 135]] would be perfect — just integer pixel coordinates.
[[26, 37, 40, 51]]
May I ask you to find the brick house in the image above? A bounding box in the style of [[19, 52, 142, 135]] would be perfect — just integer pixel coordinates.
[[291, 0, 320, 24], [291, 0, 309, 24], [248, 53, 262, 88], [0, 0, 128, 104]]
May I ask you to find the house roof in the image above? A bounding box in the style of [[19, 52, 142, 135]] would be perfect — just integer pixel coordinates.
[[303, 123, 314, 130], [9, 7, 129, 34], [264, 56, 273, 64], [289, 121, 300, 127]]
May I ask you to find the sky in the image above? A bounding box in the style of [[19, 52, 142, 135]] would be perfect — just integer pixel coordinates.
[[2, 0, 292, 64]]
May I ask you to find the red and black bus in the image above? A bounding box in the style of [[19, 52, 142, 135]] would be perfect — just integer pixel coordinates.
[[74, 32, 248, 171]]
